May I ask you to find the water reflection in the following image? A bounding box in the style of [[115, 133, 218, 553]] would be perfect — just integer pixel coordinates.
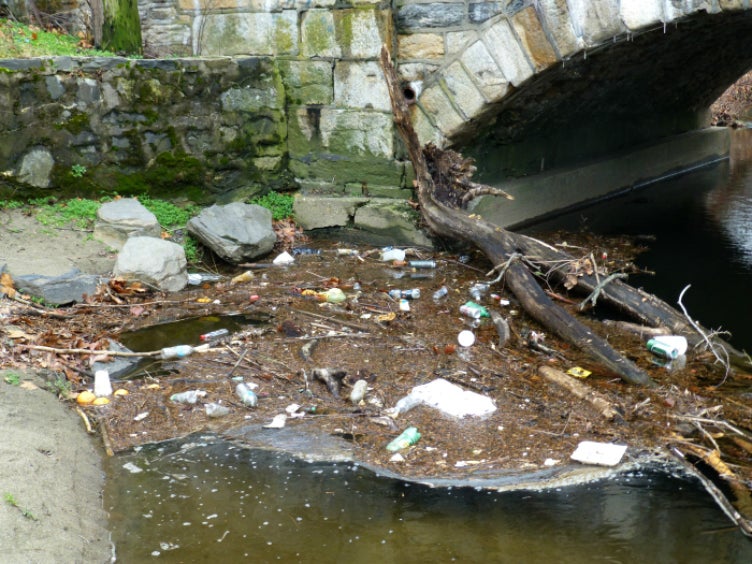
[[105, 434, 752, 562], [705, 129, 752, 269], [526, 130, 752, 351]]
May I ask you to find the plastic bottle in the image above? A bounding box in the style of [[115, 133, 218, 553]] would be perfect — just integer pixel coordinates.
[[381, 248, 406, 262], [337, 249, 360, 256], [160, 345, 195, 360], [187, 273, 222, 285], [199, 328, 230, 341], [349, 380, 368, 403], [386, 427, 421, 452], [388, 288, 421, 300], [170, 390, 206, 404], [469, 283, 490, 301], [236, 382, 258, 407], [399, 298, 410, 312], [432, 286, 448, 301], [460, 301, 489, 318], [409, 260, 436, 269], [205, 402, 230, 418], [646, 338, 679, 359]]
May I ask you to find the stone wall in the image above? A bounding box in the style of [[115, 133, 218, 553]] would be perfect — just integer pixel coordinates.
[[0, 56, 289, 201]]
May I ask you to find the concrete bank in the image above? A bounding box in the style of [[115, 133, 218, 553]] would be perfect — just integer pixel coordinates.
[[471, 127, 731, 228]]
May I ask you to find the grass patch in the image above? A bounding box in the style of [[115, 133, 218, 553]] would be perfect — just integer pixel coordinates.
[[33, 197, 103, 230], [0, 19, 118, 58], [3, 372, 21, 385], [249, 191, 294, 221]]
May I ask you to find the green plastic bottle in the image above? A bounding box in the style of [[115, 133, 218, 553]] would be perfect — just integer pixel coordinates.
[[386, 427, 421, 452]]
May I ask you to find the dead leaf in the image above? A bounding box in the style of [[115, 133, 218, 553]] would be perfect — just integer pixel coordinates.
[[564, 273, 578, 290], [0, 271, 16, 298], [130, 305, 145, 317], [20, 381, 39, 390]]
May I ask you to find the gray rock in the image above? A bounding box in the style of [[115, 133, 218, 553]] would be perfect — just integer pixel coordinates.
[[94, 198, 161, 250], [91, 341, 140, 380], [114, 236, 188, 292], [18, 147, 54, 188], [187, 203, 276, 263], [15, 268, 102, 305]]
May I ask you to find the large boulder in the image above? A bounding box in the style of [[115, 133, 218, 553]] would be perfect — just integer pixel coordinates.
[[113, 237, 187, 292], [14, 269, 102, 305], [94, 198, 161, 250], [187, 203, 276, 263]]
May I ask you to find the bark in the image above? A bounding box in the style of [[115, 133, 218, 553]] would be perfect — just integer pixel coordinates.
[[380, 47, 654, 387]]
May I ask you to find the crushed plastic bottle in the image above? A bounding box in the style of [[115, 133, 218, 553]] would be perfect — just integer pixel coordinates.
[[336, 249, 360, 256], [409, 260, 436, 269], [170, 390, 207, 404], [236, 382, 258, 407], [187, 273, 222, 285], [205, 402, 230, 418], [469, 283, 490, 301], [386, 427, 421, 452], [381, 247, 406, 262], [321, 288, 347, 303]]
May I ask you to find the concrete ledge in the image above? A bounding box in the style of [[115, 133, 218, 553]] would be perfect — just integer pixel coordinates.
[[470, 127, 731, 229]]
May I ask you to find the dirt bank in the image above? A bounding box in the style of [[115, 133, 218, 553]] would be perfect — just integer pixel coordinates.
[[1, 209, 115, 563]]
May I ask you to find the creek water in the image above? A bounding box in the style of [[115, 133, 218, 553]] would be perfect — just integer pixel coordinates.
[[104, 129, 752, 562]]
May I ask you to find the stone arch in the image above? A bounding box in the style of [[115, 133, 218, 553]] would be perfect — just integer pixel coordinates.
[[408, 1, 752, 152]]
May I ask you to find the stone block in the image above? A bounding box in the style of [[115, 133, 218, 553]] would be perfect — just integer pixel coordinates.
[[446, 30, 478, 55], [536, 0, 582, 57], [17, 147, 54, 188], [301, 9, 341, 58], [620, 0, 664, 30], [278, 60, 333, 105], [419, 83, 465, 137], [442, 62, 485, 119], [411, 106, 446, 147], [94, 198, 161, 250], [344, 183, 413, 199], [567, 0, 624, 45], [459, 40, 509, 102], [469, 2, 504, 23], [335, 8, 387, 59], [481, 18, 534, 86], [511, 6, 558, 71], [353, 200, 432, 247], [221, 83, 284, 113], [720, 0, 745, 10], [397, 3, 465, 29], [398, 33, 445, 59], [200, 11, 298, 56], [293, 195, 363, 229], [334, 61, 391, 112]]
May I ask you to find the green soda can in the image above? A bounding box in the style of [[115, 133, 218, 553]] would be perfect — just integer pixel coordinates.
[[386, 427, 421, 452]]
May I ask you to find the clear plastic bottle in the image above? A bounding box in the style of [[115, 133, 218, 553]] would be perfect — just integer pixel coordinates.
[[160, 345, 195, 359], [432, 286, 448, 301], [235, 382, 258, 407], [199, 328, 230, 342], [388, 288, 421, 300]]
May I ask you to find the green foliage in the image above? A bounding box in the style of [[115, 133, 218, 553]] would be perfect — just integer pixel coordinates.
[[70, 164, 87, 178], [0, 200, 24, 210], [35, 198, 102, 229], [2, 372, 21, 385], [49, 374, 71, 398], [182, 234, 202, 264], [0, 18, 118, 58], [138, 196, 199, 228], [249, 191, 294, 221], [3, 492, 38, 521]]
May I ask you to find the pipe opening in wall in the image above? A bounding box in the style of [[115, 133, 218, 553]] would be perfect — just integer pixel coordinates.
[[402, 86, 417, 104]]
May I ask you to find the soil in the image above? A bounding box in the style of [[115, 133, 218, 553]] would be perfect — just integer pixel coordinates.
[[2, 207, 752, 549]]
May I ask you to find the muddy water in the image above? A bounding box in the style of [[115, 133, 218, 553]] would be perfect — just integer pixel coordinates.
[[105, 434, 751, 562], [104, 130, 752, 561]]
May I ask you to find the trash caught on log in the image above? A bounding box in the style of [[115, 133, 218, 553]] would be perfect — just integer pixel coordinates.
[[379, 47, 656, 386]]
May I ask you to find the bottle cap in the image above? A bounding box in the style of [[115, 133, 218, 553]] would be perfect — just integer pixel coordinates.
[[458, 330, 475, 347]]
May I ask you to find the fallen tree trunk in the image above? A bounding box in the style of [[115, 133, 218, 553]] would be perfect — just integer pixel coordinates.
[[380, 47, 654, 387]]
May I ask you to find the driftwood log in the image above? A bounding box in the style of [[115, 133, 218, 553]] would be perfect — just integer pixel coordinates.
[[380, 46, 749, 384]]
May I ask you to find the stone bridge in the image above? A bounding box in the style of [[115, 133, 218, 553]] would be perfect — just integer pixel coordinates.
[[139, 0, 752, 225], [3, 1, 752, 234]]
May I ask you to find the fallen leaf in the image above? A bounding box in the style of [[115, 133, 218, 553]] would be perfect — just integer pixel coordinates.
[[20, 381, 39, 390]]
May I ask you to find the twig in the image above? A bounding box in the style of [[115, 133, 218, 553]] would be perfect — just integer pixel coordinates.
[[18, 343, 215, 357], [578, 272, 628, 310], [677, 284, 731, 384], [486, 252, 522, 284], [538, 366, 620, 420], [75, 407, 93, 433]]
